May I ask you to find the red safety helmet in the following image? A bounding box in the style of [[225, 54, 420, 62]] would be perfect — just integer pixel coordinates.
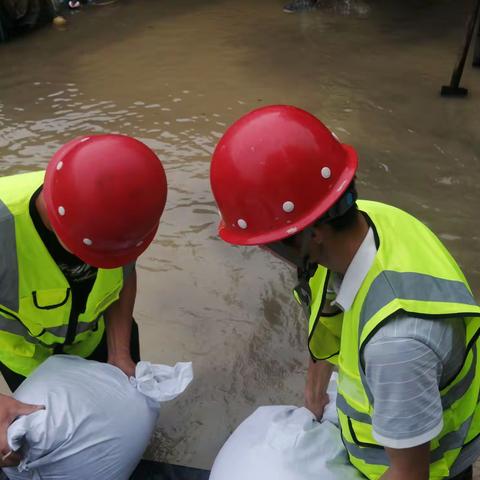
[[210, 105, 358, 246], [44, 134, 167, 268]]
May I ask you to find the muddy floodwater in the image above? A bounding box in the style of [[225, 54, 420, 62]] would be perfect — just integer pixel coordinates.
[[1, 0, 480, 470]]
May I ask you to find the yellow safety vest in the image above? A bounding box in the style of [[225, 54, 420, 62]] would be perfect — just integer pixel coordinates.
[[0, 171, 126, 377], [294, 200, 480, 479]]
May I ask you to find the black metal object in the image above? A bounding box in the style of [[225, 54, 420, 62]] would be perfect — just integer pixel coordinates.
[[441, 0, 480, 96], [0, 17, 6, 42], [473, 15, 480, 67], [130, 460, 210, 480]]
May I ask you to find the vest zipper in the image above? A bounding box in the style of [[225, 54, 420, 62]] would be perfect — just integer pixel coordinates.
[[63, 286, 83, 346], [63, 309, 78, 346]]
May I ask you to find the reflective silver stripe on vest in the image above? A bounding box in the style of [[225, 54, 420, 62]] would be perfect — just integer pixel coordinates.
[[449, 434, 480, 477], [336, 392, 372, 424], [442, 345, 477, 410], [23, 334, 50, 348], [360, 271, 476, 332], [44, 320, 98, 338], [0, 311, 32, 337], [74, 320, 98, 335], [0, 200, 19, 312], [448, 383, 480, 476], [0, 311, 97, 348], [431, 414, 472, 463], [0, 312, 51, 348], [342, 437, 389, 466], [43, 325, 68, 337], [343, 410, 474, 467]]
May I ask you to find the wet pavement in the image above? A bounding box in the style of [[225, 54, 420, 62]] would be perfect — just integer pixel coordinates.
[[1, 0, 480, 475]]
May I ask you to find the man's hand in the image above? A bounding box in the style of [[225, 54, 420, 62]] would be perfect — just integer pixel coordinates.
[[0, 394, 44, 467], [108, 355, 136, 378], [380, 443, 430, 480], [304, 358, 334, 420]]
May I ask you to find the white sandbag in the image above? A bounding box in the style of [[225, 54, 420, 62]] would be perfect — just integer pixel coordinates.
[[322, 372, 339, 425], [210, 373, 363, 480], [3, 355, 193, 480]]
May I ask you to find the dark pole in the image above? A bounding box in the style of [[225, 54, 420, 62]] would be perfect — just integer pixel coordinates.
[[473, 13, 480, 67], [441, 0, 480, 96], [0, 20, 6, 43]]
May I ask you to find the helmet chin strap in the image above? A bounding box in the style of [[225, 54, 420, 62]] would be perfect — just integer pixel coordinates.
[[262, 227, 314, 270], [262, 228, 319, 314], [260, 242, 299, 268]]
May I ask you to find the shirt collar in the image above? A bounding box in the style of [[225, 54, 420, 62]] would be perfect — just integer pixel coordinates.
[[331, 228, 377, 312]]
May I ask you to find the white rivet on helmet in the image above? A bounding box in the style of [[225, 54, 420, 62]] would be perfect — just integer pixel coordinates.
[[286, 227, 298, 235], [282, 201, 295, 213], [56, 161, 64, 171], [237, 219, 248, 229], [83, 238, 93, 246], [58, 206, 65, 216], [321, 167, 331, 179]]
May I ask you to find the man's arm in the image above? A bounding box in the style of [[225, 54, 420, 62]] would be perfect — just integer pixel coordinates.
[[104, 268, 137, 377], [380, 443, 430, 480], [304, 358, 334, 420]]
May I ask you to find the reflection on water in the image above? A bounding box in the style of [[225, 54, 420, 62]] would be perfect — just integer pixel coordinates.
[[1, 0, 480, 469]]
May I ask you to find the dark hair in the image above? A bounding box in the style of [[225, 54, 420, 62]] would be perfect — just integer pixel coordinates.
[[314, 181, 359, 232]]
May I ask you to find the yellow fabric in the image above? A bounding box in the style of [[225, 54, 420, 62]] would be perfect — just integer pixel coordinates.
[[0, 172, 124, 377]]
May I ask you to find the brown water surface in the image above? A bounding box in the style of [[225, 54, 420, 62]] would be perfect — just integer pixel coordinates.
[[1, 0, 480, 469]]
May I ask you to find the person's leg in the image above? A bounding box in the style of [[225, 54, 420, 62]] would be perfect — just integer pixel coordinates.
[[86, 318, 140, 363]]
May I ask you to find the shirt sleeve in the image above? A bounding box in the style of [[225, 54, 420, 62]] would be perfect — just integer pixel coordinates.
[[364, 332, 444, 449]]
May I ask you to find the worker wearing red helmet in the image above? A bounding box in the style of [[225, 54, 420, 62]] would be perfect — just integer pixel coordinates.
[[210, 105, 480, 480], [0, 134, 167, 466]]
